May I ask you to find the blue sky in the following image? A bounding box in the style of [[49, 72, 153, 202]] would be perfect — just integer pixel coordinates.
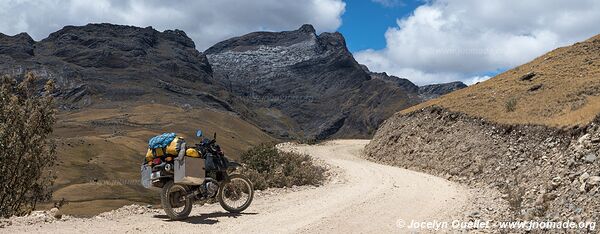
[[339, 0, 422, 52], [338, 0, 508, 82], [347, 0, 600, 85]]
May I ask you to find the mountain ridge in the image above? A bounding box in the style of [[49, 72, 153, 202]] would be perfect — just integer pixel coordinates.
[[205, 24, 466, 139], [2, 23, 466, 139]]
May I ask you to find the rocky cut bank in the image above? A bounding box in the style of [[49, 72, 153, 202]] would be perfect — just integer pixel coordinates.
[[365, 107, 599, 222], [364, 34, 600, 224]]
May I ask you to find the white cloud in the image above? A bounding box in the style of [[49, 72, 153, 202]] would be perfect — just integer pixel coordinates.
[[465, 75, 491, 85], [371, 0, 403, 8], [0, 0, 345, 50], [355, 0, 600, 85]]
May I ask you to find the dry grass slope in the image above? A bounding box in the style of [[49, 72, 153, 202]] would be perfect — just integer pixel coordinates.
[[403, 34, 600, 127]]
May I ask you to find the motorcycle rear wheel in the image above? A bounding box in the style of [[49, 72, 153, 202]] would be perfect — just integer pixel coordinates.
[[218, 174, 254, 213], [161, 180, 193, 220]]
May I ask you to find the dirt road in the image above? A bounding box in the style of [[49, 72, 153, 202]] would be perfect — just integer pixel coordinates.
[[2, 140, 474, 233]]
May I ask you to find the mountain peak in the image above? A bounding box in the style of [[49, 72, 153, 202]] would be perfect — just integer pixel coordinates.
[[205, 24, 325, 54], [205, 23, 446, 139], [0, 32, 35, 59], [0, 23, 213, 109], [0, 32, 34, 41], [43, 23, 196, 48], [298, 24, 316, 34]]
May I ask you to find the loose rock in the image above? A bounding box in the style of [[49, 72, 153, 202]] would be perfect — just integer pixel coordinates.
[[588, 176, 600, 185], [583, 153, 597, 163], [49, 208, 62, 220]]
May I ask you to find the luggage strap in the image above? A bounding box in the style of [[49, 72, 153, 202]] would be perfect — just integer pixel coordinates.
[[175, 142, 186, 161]]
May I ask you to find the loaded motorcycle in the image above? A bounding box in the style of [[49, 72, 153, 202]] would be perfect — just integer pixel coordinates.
[[141, 130, 254, 220]]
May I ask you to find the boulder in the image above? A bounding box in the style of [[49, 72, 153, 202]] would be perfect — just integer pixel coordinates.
[[49, 208, 62, 219], [588, 176, 600, 185], [583, 153, 597, 163]]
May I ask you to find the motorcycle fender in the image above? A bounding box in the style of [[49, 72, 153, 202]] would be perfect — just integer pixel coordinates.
[[227, 161, 243, 170]]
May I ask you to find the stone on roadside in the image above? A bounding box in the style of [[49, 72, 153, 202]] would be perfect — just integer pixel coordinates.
[[583, 153, 597, 163], [49, 208, 62, 220], [588, 176, 600, 185], [579, 182, 587, 192], [579, 172, 590, 183]]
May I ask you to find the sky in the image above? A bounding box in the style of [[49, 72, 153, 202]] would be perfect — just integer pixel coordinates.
[[339, 0, 421, 52], [0, 0, 599, 85]]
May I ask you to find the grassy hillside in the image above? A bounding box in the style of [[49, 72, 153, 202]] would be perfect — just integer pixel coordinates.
[[43, 103, 274, 216], [404, 34, 600, 127]]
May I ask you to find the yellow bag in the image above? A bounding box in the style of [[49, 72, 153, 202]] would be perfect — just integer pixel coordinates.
[[145, 149, 153, 163], [145, 148, 166, 164], [145, 136, 184, 164], [185, 148, 201, 158], [166, 137, 183, 155]]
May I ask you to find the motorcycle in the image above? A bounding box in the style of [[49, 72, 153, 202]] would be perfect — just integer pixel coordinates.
[[141, 130, 254, 220]]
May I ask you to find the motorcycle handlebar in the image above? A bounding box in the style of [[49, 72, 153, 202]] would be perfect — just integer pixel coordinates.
[[196, 138, 216, 147]]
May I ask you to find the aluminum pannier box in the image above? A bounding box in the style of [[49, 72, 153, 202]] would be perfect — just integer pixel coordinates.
[[174, 156, 205, 185], [140, 164, 152, 189]]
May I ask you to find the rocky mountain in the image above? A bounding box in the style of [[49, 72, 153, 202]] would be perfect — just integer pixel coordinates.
[[365, 71, 419, 93], [1, 23, 465, 140], [363, 68, 466, 101], [205, 24, 465, 139], [418, 81, 467, 100], [365, 34, 600, 222], [0, 24, 245, 112]]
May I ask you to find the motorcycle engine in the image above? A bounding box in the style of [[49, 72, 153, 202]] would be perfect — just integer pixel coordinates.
[[206, 181, 219, 198]]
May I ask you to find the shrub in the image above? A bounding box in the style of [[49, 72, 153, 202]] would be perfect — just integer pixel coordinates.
[[506, 185, 525, 215], [502, 177, 526, 217], [505, 97, 518, 112], [240, 143, 327, 190], [0, 73, 57, 217]]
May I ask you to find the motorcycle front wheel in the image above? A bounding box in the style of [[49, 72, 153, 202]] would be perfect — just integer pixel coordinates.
[[218, 174, 254, 213], [160, 180, 193, 220]]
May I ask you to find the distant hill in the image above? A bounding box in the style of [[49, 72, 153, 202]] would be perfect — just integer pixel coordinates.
[[404, 34, 600, 127]]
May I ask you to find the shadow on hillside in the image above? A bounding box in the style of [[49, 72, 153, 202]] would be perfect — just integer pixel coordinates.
[[153, 211, 258, 224]]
